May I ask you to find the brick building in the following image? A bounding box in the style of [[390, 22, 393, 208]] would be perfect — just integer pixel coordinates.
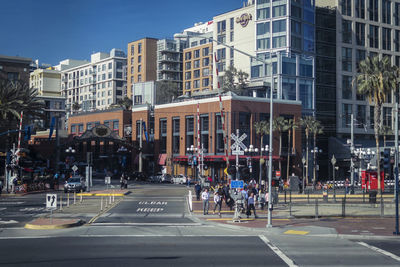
[[132, 93, 302, 182]]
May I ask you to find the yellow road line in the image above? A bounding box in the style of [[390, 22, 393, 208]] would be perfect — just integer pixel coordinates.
[[206, 218, 289, 221]]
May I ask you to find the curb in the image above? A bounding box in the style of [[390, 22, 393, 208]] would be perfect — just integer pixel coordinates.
[[24, 219, 85, 230], [77, 191, 131, 197]]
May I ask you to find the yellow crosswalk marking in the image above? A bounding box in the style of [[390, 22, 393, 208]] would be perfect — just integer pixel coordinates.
[[284, 230, 309, 235]]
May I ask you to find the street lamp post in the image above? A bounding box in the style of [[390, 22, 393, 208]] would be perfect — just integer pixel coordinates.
[[259, 145, 269, 189], [65, 146, 76, 175], [331, 155, 336, 202], [311, 147, 322, 188], [302, 156, 306, 194], [244, 145, 258, 182]]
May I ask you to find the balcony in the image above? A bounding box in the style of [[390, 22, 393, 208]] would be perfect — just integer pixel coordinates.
[[159, 56, 180, 62]]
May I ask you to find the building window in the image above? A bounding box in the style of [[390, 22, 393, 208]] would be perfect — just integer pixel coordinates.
[[272, 20, 286, 33], [138, 43, 142, 53], [342, 20, 352, 44], [202, 78, 209, 87], [78, 124, 84, 133], [355, 0, 365, 18], [215, 115, 224, 153], [342, 104, 352, 128], [194, 50, 200, 58], [356, 105, 366, 128], [272, 4, 286, 17], [185, 62, 191, 70], [356, 49, 366, 70], [383, 107, 392, 127], [202, 57, 210, 67], [193, 80, 200, 88], [185, 71, 191, 80], [200, 115, 209, 152], [395, 30, 400, 52], [395, 3, 400, 26], [382, 0, 391, 24], [239, 113, 251, 147], [138, 74, 142, 82], [71, 125, 76, 134], [193, 70, 200, 78], [185, 116, 194, 151], [138, 55, 142, 63], [202, 47, 209, 56], [130, 45, 134, 56], [382, 28, 391, 50], [369, 25, 379, 48], [257, 22, 270, 36], [134, 95, 142, 104], [257, 38, 270, 50], [172, 117, 180, 154], [369, 0, 378, 21], [257, 7, 270, 20], [160, 119, 167, 154], [342, 75, 352, 99], [230, 17, 234, 30], [138, 65, 142, 72], [273, 36, 286, 48], [342, 47, 352, 72], [355, 22, 365, 46], [185, 81, 191, 90], [202, 68, 209, 77], [341, 0, 351, 16], [194, 60, 200, 68], [185, 52, 192, 60], [217, 20, 226, 33], [217, 48, 226, 60]]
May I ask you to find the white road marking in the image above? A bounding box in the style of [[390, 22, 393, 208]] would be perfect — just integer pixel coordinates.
[[19, 207, 45, 212], [0, 219, 18, 224], [0, 202, 24, 205], [357, 241, 400, 262], [259, 235, 298, 267], [91, 222, 202, 226], [0, 208, 6, 211]]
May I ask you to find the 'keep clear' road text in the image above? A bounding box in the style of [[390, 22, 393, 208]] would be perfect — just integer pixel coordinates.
[[136, 201, 167, 213]]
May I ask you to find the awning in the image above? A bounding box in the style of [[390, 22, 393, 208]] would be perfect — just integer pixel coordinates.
[[158, 154, 167, 165], [172, 155, 281, 162]]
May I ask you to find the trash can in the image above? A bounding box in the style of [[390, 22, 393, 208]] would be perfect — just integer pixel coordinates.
[[369, 191, 377, 203]]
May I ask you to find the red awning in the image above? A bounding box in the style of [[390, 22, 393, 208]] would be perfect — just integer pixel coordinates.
[[158, 154, 167, 165], [172, 155, 281, 162]]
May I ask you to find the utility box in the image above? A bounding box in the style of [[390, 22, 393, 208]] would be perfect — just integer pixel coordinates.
[[289, 176, 300, 192]]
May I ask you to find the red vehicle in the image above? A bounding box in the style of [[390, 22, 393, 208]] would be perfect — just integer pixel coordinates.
[[361, 170, 385, 191]]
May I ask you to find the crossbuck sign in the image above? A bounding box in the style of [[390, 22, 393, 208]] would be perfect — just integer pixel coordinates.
[[231, 130, 247, 155]]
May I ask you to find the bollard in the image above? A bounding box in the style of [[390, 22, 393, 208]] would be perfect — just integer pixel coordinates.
[[109, 194, 112, 204], [289, 190, 292, 204], [80, 189, 83, 203], [363, 190, 365, 203], [67, 193, 70, 207], [60, 195, 63, 211], [315, 199, 319, 220], [342, 197, 346, 217], [284, 190, 287, 204], [100, 196, 103, 211], [307, 191, 310, 204], [289, 202, 292, 218], [112, 193, 115, 203], [74, 191, 76, 204], [381, 195, 384, 217], [105, 196, 108, 207]]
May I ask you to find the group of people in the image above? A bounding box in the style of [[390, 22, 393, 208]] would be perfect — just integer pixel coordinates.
[[195, 182, 269, 219]]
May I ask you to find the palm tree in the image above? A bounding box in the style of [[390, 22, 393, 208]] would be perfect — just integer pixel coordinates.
[[356, 56, 397, 210], [286, 119, 298, 181], [300, 116, 315, 191], [310, 120, 324, 187], [273, 117, 290, 174], [379, 125, 393, 148], [254, 120, 270, 185], [116, 96, 133, 110]]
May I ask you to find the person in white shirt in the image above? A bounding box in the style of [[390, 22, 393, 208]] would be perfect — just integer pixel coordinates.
[[213, 191, 222, 217], [201, 188, 210, 215]]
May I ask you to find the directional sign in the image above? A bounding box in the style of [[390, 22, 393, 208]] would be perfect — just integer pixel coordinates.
[[232, 150, 244, 155], [46, 194, 57, 209], [231, 180, 244, 189], [72, 165, 78, 172]]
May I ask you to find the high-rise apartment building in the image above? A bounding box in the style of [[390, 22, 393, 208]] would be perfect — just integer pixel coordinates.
[[315, 0, 400, 140], [60, 49, 127, 114], [182, 37, 213, 96], [127, 38, 158, 99], [212, 2, 255, 89], [0, 55, 32, 84]]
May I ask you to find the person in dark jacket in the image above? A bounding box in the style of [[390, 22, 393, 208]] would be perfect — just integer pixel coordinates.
[[194, 182, 202, 200]]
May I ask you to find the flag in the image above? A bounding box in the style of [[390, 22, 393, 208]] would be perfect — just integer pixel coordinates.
[[142, 121, 149, 143]]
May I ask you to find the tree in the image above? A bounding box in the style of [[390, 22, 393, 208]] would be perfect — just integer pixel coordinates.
[[221, 66, 249, 95], [310, 120, 324, 186], [116, 96, 133, 110], [286, 119, 298, 181], [379, 125, 393, 148], [273, 117, 290, 173], [356, 56, 397, 210], [156, 81, 181, 104], [300, 116, 315, 191], [72, 102, 81, 113], [254, 120, 270, 185]]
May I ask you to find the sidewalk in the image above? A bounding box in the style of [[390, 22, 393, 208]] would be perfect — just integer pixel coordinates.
[[190, 192, 400, 237]]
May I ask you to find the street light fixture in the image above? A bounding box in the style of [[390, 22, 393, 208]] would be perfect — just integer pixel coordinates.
[[244, 145, 258, 182], [187, 145, 198, 181], [258, 145, 269, 188], [331, 155, 337, 202], [311, 147, 322, 188], [65, 147, 76, 154], [302, 156, 306, 194]]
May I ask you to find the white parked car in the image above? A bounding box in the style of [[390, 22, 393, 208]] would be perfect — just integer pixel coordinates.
[[172, 174, 187, 184]]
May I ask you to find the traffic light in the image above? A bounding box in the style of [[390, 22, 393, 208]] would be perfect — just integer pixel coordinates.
[[383, 148, 390, 171], [227, 165, 236, 175], [24, 126, 31, 141]]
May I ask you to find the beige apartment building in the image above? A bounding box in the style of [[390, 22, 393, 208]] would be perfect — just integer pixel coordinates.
[[182, 42, 213, 96], [127, 38, 158, 99]]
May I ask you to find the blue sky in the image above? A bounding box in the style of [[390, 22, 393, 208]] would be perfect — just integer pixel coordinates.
[[0, 0, 242, 65]]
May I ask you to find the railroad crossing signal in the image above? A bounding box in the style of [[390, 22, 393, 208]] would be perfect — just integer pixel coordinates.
[[231, 132, 247, 152]]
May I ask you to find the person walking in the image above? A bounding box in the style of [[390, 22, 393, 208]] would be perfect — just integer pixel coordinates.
[[194, 182, 202, 201], [213, 191, 222, 217], [120, 173, 125, 189], [201, 188, 210, 215], [247, 192, 258, 218], [345, 178, 350, 194]]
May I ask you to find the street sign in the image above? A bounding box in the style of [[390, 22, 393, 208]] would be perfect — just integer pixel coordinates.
[[231, 180, 244, 189], [72, 165, 78, 172], [232, 150, 244, 155], [276, 170, 281, 177], [46, 194, 57, 209], [105, 176, 111, 185]]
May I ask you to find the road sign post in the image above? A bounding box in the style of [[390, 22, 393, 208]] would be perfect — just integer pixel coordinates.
[[231, 129, 247, 181], [72, 165, 78, 176], [46, 193, 57, 224]]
